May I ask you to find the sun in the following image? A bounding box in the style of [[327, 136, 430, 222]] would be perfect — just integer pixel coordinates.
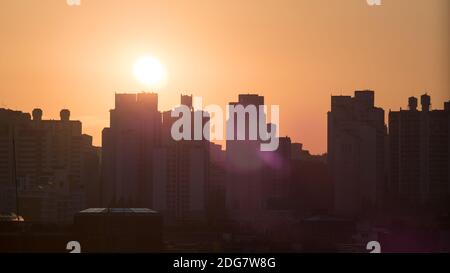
[[133, 56, 167, 87]]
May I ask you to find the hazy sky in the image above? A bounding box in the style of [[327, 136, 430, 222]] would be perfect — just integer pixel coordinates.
[[0, 0, 449, 153]]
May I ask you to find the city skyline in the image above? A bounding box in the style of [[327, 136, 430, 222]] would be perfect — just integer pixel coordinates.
[[1, 0, 449, 154], [2, 89, 449, 152], [2, 0, 450, 257], [1, 90, 448, 253]]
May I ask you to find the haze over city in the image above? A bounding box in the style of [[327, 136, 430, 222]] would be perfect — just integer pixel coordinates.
[[1, 0, 449, 153], [1, 0, 450, 257]]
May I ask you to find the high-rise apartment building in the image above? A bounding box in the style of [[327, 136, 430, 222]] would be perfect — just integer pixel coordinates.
[[153, 95, 210, 225], [101, 93, 161, 208], [389, 94, 450, 210], [328, 90, 386, 217], [226, 94, 266, 223], [0, 108, 99, 223]]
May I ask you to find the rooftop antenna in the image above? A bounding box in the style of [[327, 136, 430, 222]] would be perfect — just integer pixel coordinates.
[[12, 126, 20, 221]]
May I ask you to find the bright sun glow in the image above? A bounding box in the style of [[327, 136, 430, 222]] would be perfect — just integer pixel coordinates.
[[133, 56, 167, 87]]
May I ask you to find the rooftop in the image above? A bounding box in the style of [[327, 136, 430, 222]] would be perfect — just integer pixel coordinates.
[[78, 208, 158, 214]]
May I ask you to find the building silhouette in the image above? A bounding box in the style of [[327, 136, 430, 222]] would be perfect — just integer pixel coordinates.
[[327, 90, 387, 217], [290, 143, 332, 217], [207, 142, 227, 226], [101, 93, 161, 208], [0, 108, 99, 224], [153, 95, 210, 225], [102, 93, 211, 225], [225, 94, 266, 225], [74, 208, 162, 253], [225, 94, 295, 232], [389, 94, 450, 210], [262, 136, 291, 211]]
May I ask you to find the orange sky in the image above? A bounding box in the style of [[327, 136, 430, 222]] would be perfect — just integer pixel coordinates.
[[0, 0, 449, 154]]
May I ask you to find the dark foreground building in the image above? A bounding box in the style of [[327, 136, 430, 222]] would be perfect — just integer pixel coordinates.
[[0, 208, 162, 253], [389, 94, 450, 211], [74, 208, 162, 253], [0, 214, 71, 253]]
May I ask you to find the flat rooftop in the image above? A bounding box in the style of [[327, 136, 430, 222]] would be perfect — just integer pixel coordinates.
[[78, 208, 158, 214]]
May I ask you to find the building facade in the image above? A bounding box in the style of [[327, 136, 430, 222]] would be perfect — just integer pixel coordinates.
[[102, 93, 211, 226], [0, 108, 99, 224], [389, 94, 450, 211], [328, 90, 386, 217], [153, 95, 210, 225], [101, 93, 161, 208]]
